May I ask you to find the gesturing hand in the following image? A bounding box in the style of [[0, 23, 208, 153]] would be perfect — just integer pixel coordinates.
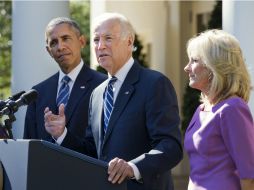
[[108, 157, 134, 184], [44, 103, 66, 139]]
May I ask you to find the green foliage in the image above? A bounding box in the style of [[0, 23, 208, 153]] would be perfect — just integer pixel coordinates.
[[96, 65, 107, 75], [133, 34, 148, 68], [181, 1, 222, 133], [70, 1, 90, 65], [208, 1, 222, 29], [0, 1, 12, 99]]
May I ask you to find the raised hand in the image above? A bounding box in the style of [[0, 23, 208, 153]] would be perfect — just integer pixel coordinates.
[[44, 103, 66, 139]]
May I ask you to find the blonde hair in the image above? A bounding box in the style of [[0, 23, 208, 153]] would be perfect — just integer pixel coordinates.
[[187, 29, 251, 104]]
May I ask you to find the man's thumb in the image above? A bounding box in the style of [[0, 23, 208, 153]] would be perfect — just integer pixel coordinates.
[[59, 104, 65, 117]]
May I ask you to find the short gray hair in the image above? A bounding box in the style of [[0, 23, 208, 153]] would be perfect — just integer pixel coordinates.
[[45, 17, 81, 43], [93, 12, 135, 42]]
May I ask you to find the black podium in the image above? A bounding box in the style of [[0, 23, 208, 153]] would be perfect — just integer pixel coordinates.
[[0, 140, 127, 190]]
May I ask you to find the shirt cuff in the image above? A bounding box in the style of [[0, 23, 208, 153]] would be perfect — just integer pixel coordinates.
[[53, 127, 67, 145], [128, 162, 141, 180]]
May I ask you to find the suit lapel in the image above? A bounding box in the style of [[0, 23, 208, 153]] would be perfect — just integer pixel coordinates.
[[47, 73, 59, 114], [65, 64, 91, 125], [93, 81, 108, 157], [102, 62, 140, 145]]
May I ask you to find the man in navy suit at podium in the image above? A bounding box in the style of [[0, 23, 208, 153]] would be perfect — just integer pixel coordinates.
[[44, 13, 182, 190], [23, 17, 106, 145]]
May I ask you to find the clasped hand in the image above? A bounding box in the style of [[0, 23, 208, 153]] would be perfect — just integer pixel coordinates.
[[108, 157, 134, 184]]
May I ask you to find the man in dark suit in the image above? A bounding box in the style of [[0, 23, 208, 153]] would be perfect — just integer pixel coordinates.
[[23, 17, 106, 144], [44, 13, 182, 190]]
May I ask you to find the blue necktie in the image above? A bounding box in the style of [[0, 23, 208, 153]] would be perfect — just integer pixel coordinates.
[[56, 75, 71, 107], [103, 77, 117, 133]]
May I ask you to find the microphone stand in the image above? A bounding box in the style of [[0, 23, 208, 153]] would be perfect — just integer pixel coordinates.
[[0, 123, 11, 139], [0, 101, 17, 139], [0, 115, 15, 139], [0, 90, 38, 139], [0, 123, 8, 139], [3, 113, 15, 139]]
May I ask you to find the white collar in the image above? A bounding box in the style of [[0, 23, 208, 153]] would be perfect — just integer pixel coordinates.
[[108, 57, 134, 82], [58, 60, 84, 83]]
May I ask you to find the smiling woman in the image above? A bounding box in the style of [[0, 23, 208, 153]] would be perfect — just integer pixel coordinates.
[[184, 29, 254, 190]]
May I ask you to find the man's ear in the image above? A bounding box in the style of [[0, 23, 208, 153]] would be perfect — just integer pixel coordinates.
[[127, 34, 134, 52], [46, 46, 53, 58], [79, 35, 86, 48], [127, 34, 134, 47]]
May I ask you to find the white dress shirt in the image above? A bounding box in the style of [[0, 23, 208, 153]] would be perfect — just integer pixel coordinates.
[[53, 60, 84, 145], [57, 58, 141, 180], [108, 57, 142, 181]]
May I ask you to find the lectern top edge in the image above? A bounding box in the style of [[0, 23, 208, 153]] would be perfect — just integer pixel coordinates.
[[0, 139, 108, 168], [40, 140, 108, 168]]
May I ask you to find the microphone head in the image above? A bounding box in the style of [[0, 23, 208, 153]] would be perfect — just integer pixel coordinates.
[[10, 91, 26, 101], [21, 89, 38, 105]]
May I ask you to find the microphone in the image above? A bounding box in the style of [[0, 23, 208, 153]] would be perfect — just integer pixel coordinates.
[[0, 89, 38, 116], [0, 91, 25, 110]]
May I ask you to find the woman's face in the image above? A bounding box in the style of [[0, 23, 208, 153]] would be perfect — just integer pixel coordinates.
[[184, 53, 211, 93]]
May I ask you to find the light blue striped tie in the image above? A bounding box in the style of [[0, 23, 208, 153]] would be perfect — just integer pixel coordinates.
[[56, 75, 71, 107], [103, 77, 117, 133]]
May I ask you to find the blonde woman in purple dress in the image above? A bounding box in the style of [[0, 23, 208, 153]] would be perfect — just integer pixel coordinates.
[[184, 29, 254, 190]]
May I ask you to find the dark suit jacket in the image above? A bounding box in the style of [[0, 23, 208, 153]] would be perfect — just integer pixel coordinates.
[[63, 61, 183, 190], [23, 64, 107, 144]]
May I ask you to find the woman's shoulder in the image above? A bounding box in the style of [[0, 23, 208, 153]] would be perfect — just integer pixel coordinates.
[[214, 96, 247, 109], [213, 96, 251, 117]]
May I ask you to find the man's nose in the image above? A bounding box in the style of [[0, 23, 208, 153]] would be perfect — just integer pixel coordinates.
[[184, 62, 190, 72], [57, 40, 65, 51], [97, 39, 106, 50]]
